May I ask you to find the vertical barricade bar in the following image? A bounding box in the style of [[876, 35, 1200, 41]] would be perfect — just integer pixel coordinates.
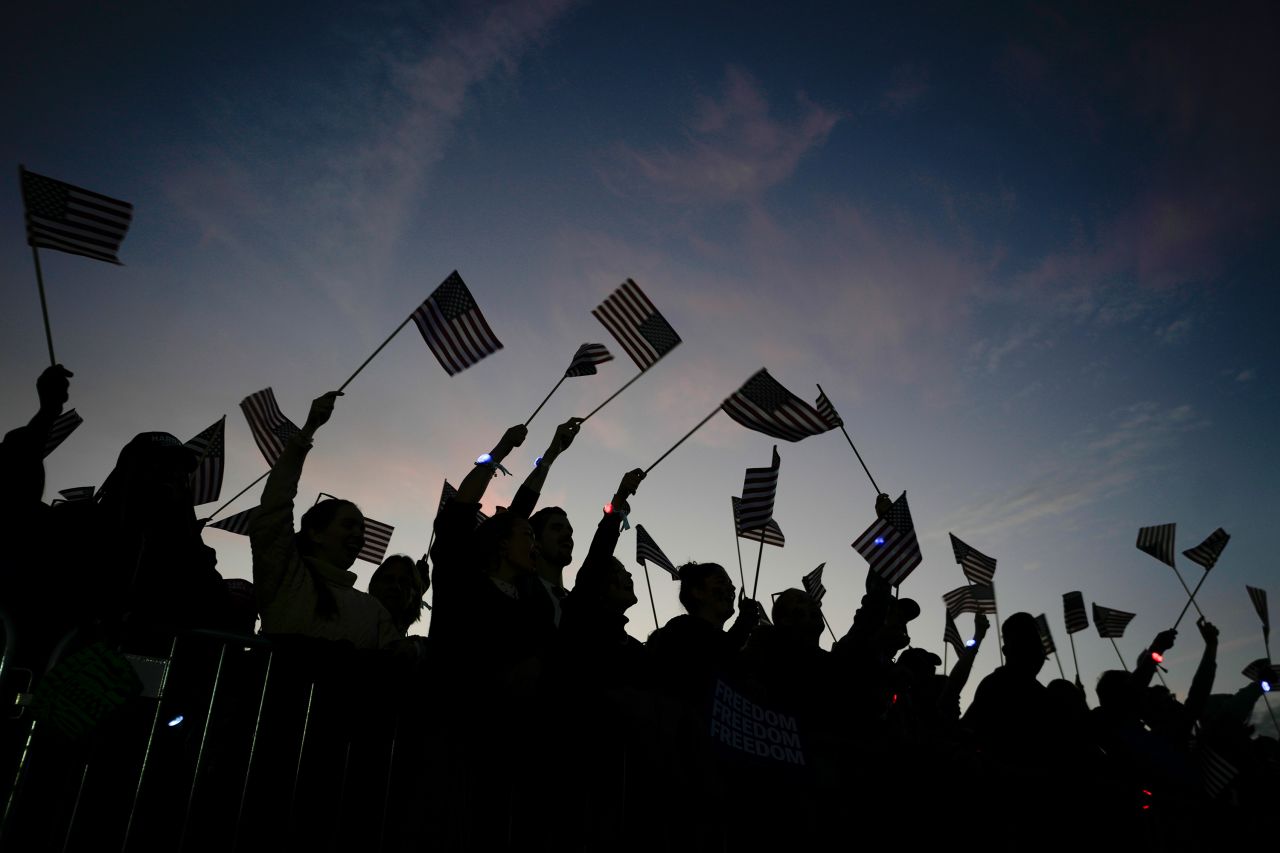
[[121, 636, 178, 852], [286, 682, 317, 835], [231, 648, 273, 853], [177, 641, 228, 851]]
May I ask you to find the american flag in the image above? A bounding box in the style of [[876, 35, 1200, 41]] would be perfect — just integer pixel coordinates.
[[732, 497, 785, 547], [43, 409, 82, 457], [1246, 585, 1269, 635], [635, 524, 680, 580], [1063, 591, 1089, 634], [942, 584, 997, 616], [591, 279, 681, 370], [1242, 658, 1278, 683], [1092, 603, 1136, 638], [57, 486, 95, 502], [943, 612, 965, 658], [815, 388, 843, 429], [439, 480, 489, 528], [21, 167, 133, 264], [564, 343, 614, 377], [240, 388, 301, 466], [722, 369, 837, 443], [1136, 523, 1176, 568], [359, 517, 395, 565], [185, 416, 225, 506], [1034, 613, 1057, 655], [208, 506, 257, 535], [949, 533, 997, 585], [1198, 745, 1238, 799], [736, 445, 780, 533], [801, 563, 826, 602], [852, 491, 922, 587], [1182, 527, 1230, 570], [411, 271, 504, 376]]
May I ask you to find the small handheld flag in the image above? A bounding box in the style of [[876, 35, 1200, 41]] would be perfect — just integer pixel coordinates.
[[185, 416, 226, 506], [43, 409, 82, 458], [949, 533, 997, 585], [722, 369, 836, 442], [1136, 523, 1176, 568], [1063, 591, 1089, 634], [852, 492, 922, 587], [21, 167, 134, 264], [592, 279, 681, 370], [240, 388, 301, 467], [208, 506, 258, 535], [736, 446, 780, 533], [1092, 603, 1136, 639], [636, 524, 680, 580], [411, 271, 504, 376]]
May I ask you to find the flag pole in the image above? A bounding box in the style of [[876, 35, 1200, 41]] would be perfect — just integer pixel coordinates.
[[1109, 638, 1129, 672], [1053, 650, 1066, 680], [337, 315, 415, 393], [641, 561, 659, 631], [524, 375, 567, 427], [1168, 562, 1206, 622], [205, 471, 269, 522], [1068, 633, 1082, 684], [815, 383, 879, 495], [820, 611, 838, 646], [1172, 570, 1210, 630], [732, 499, 746, 591], [943, 642, 948, 674], [581, 370, 649, 423], [750, 537, 765, 600], [644, 406, 721, 475], [30, 247, 56, 366]]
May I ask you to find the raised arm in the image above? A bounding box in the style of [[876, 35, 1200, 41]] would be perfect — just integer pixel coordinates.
[[453, 424, 527, 505], [249, 391, 339, 602], [1131, 628, 1176, 690], [941, 612, 990, 718], [1184, 618, 1218, 722], [508, 417, 583, 518], [0, 365, 73, 507], [578, 468, 645, 572]]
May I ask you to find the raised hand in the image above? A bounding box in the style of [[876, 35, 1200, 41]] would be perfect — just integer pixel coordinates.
[[974, 612, 990, 640], [545, 417, 583, 460], [1196, 617, 1218, 645], [615, 468, 645, 501], [495, 424, 529, 457], [303, 391, 343, 434], [36, 364, 73, 414], [1150, 629, 1177, 655]]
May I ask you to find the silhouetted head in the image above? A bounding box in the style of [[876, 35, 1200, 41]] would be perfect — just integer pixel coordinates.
[[677, 562, 735, 627], [530, 506, 573, 570], [571, 556, 637, 615], [877, 597, 919, 656], [1001, 612, 1046, 676], [369, 554, 426, 634], [772, 588, 823, 645], [1141, 684, 1181, 729], [102, 432, 198, 519], [297, 498, 364, 571], [897, 647, 942, 680], [1095, 670, 1134, 715], [473, 511, 535, 577], [1045, 678, 1089, 721]]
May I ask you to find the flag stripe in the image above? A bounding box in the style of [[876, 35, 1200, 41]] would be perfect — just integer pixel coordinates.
[[1182, 527, 1230, 570], [411, 271, 503, 376], [737, 446, 780, 532], [1035, 613, 1056, 655], [732, 497, 785, 546], [565, 343, 614, 377], [949, 533, 997, 585], [635, 524, 680, 579], [1092, 603, 1136, 638], [801, 563, 826, 602], [43, 409, 83, 457], [591, 279, 679, 370], [22, 168, 133, 263], [1246, 585, 1269, 632], [1063, 591, 1089, 634], [1136, 523, 1176, 568], [240, 388, 300, 467]]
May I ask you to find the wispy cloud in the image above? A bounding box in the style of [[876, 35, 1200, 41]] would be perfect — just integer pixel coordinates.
[[612, 66, 840, 204], [164, 0, 576, 304], [882, 62, 930, 112], [940, 400, 1208, 539]]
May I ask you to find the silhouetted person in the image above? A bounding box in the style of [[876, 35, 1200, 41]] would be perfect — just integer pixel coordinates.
[[646, 562, 763, 702], [368, 554, 429, 637], [962, 611, 1049, 761], [249, 391, 397, 649]]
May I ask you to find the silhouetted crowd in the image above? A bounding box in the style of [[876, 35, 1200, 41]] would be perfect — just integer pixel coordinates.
[[2, 366, 1276, 851]]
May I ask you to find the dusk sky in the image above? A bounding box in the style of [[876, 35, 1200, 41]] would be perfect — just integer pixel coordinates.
[[3, 1, 1277, 724]]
